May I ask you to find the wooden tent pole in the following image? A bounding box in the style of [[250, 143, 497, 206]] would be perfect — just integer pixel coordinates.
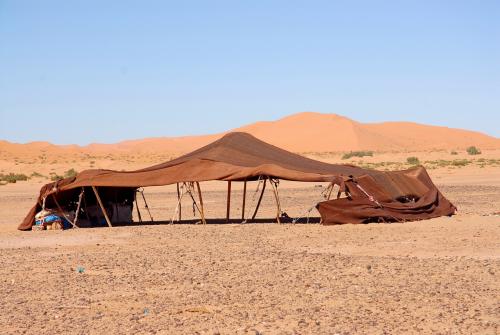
[[72, 187, 84, 228], [326, 182, 334, 200], [176, 183, 182, 221], [52, 193, 78, 228], [91, 186, 112, 227], [171, 185, 186, 224], [184, 182, 204, 223], [251, 178, 267, 221], [241, 180, 247, 221], [134, 190, 143, 223], [140, 190, 154, 222], [270, 179, 282, 224], [196, 182, 206, 225], [226, 181, 232, 223]]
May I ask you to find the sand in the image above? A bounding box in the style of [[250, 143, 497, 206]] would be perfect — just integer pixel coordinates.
[[1, 114, 499, 334], [0, 164, 499, 334]]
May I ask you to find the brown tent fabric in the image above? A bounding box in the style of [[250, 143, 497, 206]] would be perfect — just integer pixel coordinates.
[[317, 166, 456, 224], [19, 132, 362, 230], [19, 132, 455, 230]]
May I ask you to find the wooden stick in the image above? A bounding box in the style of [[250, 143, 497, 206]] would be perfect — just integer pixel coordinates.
[[140, 190, 154, 222], [91, 186, 112, 227], [170, 185, 186, 224], [72, 188, 84, 228], [241, 180, 247, 221], [270, 180, 282, 224], [185, 182, 203, 221], [134, 190, 143, 223], [226, 181, 231, 223], [196, 182, 206, 225], [326, 182, 334, 200], [52, 194, 78, 228], [176, 183, 182, 221], [251, 178, 267, 220]]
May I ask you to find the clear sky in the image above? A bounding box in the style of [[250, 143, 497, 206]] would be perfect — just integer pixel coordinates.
[[1, 1, 499, 145]]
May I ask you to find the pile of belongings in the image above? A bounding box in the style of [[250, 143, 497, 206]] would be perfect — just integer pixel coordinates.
[[33, 209, 73, 231]]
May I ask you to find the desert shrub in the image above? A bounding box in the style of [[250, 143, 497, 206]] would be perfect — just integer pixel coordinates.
[[452, 159, 470, 167], [0, 173, 29, 183], [31, 171, 44, 178], [466, 146, 481, 155], [450, 151, 458, 155], [49, 173, 64, 181], [64, 168, 78, 178], [342, 151, 374, 160], [406, 156, 420, 165]]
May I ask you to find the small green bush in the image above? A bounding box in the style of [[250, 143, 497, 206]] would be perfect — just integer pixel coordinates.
[[452, 159, 470, 167], [64, 168, 78, 178], [466, 146, 481, 155], [406, 157, 420, 165], [49, 173, 64, 181], [0, 173, 29, 183], [342, 151, 374, 160]]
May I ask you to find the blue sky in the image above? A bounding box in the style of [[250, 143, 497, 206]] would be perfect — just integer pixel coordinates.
[[1, 1, 498, 144]]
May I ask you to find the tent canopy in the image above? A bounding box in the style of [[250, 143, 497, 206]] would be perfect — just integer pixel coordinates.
[[19, 132, 455, 230]]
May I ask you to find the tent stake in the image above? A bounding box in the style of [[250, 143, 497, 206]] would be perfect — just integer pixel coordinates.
[[251, 178, 267, 221], [270, 179, 282, 224], [91, 186, 112, 227], [241, 180, 247, 221], [226, 181, 231, 223], [176, 183, 182, 221], [196, 182, 206, 225]]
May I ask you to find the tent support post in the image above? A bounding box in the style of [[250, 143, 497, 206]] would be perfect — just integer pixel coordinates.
[[196, 182, 206, 225], [92, 186, 112, 227], [176, 183, 182, 221], [270, 179, 282, 224], [140, 189, 154, 222], [72, 187, 84, 228], [185, 182, 204, 224], [326, 182, 334, 200], [241, 180, 247, 221], [134, 190, 143, 223], [226, 181, 231, 223], [171, 184, 186, 224], [52, 193, 79, 229], [251, 177, 267, 221]]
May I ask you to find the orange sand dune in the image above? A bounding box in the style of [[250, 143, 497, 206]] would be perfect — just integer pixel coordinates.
[[1, 112, 499, 158]]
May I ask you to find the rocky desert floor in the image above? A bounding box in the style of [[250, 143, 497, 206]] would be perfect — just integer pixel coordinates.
[[0, 163, 499, 334]]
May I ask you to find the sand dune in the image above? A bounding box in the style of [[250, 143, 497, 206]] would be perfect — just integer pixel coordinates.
[[1, 112, 499, 159]]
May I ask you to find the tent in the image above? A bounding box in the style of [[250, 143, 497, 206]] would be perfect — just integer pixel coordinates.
[[19, 132, 456, 230]]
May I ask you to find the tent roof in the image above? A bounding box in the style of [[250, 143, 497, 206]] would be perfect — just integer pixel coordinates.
[[19, 132, 455, 230], [56, 132, 370, 190]]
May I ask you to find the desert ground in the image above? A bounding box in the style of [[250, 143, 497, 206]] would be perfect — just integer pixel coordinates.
[[0, 149, 499, 334]]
